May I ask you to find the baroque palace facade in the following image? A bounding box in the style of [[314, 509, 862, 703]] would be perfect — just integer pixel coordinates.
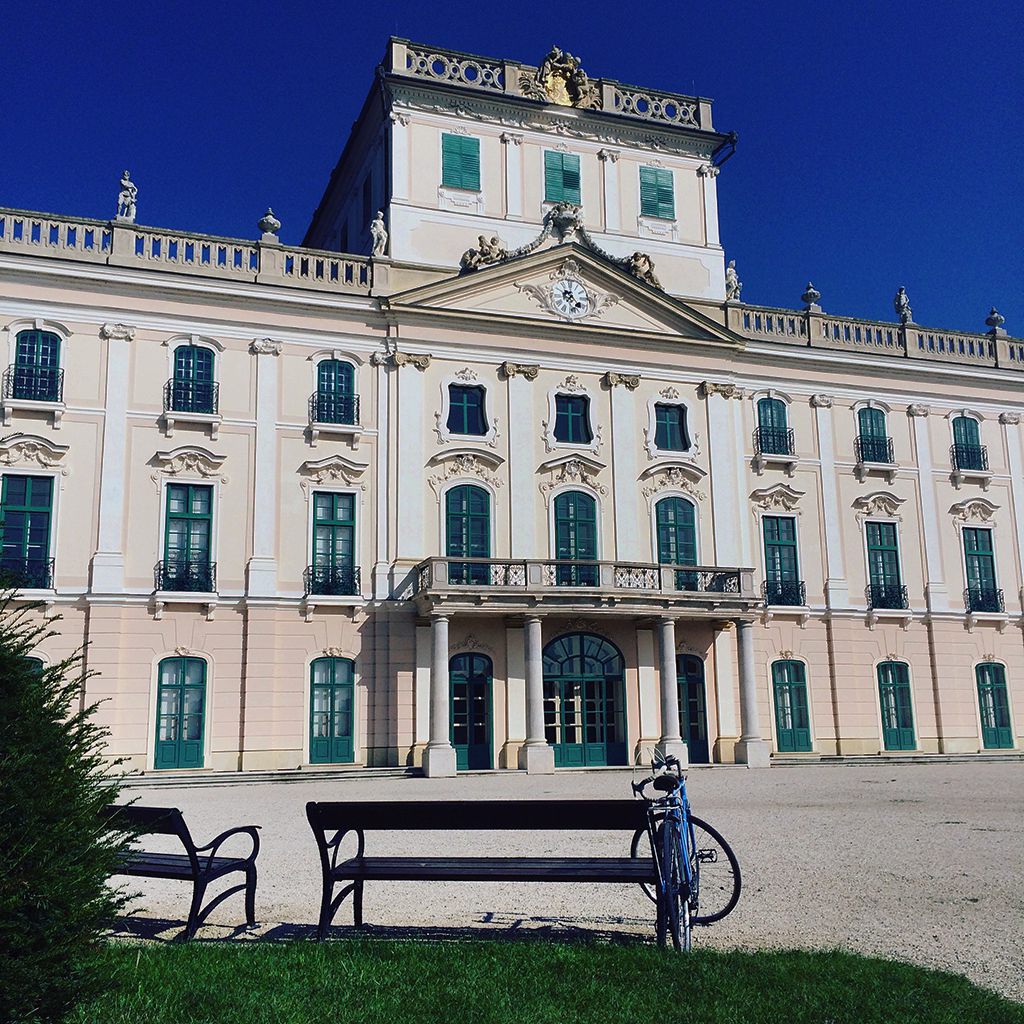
[[1, 39, 1022, 776]]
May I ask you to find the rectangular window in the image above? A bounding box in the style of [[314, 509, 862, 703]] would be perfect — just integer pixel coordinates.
[[640, 166, 675, 219], [309, 492, 357, 596], [654, 404, 688, 451], [866, 521, 905, 609], [554, 394, 592, 445], [441, 134, 481, 191], [963, 527, 999, 610], [446, 384, 487, 436], [163, 483, 213, 591], [544, 151, 581, 204], [763, 515, 802, 606], [0, 474, 53, 588]]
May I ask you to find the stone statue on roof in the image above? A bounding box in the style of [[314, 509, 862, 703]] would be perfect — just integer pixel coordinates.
[[894, 286, 913, 324], [725, 260, 742, 301], [116, 170, 137, 223], [370, 211, 388, 258]]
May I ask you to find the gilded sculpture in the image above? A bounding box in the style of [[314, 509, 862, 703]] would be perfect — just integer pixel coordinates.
[[519, 47, 600, 109]]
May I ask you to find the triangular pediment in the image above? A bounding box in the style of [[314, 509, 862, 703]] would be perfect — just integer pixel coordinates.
[[383, 244, 742, 347]]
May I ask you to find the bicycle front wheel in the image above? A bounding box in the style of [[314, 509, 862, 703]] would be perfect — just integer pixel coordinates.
[[689, 814, 741, 925]]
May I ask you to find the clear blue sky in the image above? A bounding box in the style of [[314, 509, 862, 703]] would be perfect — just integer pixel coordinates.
[[3, 0, 1021, 333]]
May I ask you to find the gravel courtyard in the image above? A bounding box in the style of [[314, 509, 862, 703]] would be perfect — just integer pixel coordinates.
[[119, 762, 1024, 1001]]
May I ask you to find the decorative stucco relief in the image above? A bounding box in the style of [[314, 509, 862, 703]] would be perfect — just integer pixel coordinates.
[[250, 337, 282, 356], [427, 452, 503, 495], [0, 434, 70, 474], [151, 446, 228, 486], [640, 464, 706, 502], [297, 454, 368, 497], [698, 380, 744, 400], [450, 634, 496, 656], [948, 498, 999, 522], [749, 483, 804, 512], [99, 322, 135, 341], [538, 455, 607, 502], [852, 491, 906, 520]]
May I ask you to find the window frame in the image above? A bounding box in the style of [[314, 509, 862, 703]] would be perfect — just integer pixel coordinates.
[[435, 371, 499, 447], [543, 150, 582, 205], [553, 393, 593, 446], [441, 133, 482, 192], [639, 165, 675, 220], [0, 472, 56, 590], [150, 653, 211, 771], [304, 484, 363, 600]]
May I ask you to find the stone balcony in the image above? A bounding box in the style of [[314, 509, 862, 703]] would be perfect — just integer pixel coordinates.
[[409, 557, 758, 619]]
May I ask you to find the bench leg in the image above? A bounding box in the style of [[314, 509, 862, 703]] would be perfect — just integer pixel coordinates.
[[245, 865, 257, 927], [353, 880, 364, 929], [185, 879, 207, 941], [317, 880, 333, 940]]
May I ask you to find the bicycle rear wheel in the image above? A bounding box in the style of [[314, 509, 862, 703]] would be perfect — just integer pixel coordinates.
[[662, 819, 692, 952], [688, 814, 741, 925]]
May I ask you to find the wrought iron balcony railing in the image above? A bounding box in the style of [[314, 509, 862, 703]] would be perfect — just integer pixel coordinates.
[[304, 564, 361, 596], [754, 426, 795, 457], [762, 579, 806, 607], [951, 443, 988, 473], [2, 365, 64, 403], [155, 559, 216, 593], [867, 582, 909, 610], [0, 556, 54, 589], [164, 378, 219, 416], [855, 435, 894, 464], [965, 586, 1004, 613], [308, 391, 359, 426]]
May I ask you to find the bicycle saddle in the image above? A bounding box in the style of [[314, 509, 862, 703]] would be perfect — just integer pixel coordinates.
[[653, 775, 680, 792]]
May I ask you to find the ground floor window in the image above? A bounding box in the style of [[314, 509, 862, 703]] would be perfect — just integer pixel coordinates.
[[450, 653, 492, 770], [772, 660, 812, 752], [976, 663, 1013, 750], [877, 661, 915, 751], [155, 657, 206, 769], [542, 632, 626, 767], [309, 657, 355, 764]]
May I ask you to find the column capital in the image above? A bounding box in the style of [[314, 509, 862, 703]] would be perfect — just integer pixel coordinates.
[[250, 337, 282, 356], [431, 611, 450, 623], [99, 322, 135, 341], [699, 380, 744, 400], [597, 148, 620, 163], [500, 131, 524, 146]]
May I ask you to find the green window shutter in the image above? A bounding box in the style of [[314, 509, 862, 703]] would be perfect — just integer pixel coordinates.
[[545, 151, 580, 204], [953, 415, 979, 448], [442, 134, 480, 191], [640, 166, 674, 219]]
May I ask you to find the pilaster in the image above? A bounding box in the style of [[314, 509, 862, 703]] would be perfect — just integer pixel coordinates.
[[501, 133, 524, 220], [507, 370, 537, 556], [909, 405, 948, 611], [247, 338, 280, 596], [811, 394, 848, 608], [609, 376, 640, 561], [598, 149, 620, 233]]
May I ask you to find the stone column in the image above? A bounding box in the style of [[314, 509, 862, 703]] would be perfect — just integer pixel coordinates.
[[518, 616, 554, 773], [657, 618, 688, 764], [422, 614, 457, 777], [733, 619, 771, 767]]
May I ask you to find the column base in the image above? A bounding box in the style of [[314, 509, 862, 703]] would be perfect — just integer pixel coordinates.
[[518, 742, 555, 774], [422, 745, 457, 778], [734, 738, 772, 768], [657, 739, 689, 767]]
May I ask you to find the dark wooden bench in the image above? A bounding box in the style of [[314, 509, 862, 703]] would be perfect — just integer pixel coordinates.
[[102, 804, 260, 939], [306, 799, 654, 939]]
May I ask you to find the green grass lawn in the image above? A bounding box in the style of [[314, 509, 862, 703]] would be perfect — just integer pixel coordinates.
[[73, 940, 1023, 1024]]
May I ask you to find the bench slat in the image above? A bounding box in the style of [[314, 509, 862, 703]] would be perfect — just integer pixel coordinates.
[[115, 852, 246, 880], [329, 856, 656, 883]]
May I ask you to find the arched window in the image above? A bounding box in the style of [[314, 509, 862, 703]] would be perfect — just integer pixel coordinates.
[[856, 407, 891, 464], [756, 397, 791, 456], [655, 496, 697, 590], [309, 657, 355, 764], [976, 664, 1013, 750], [23, 656, 44, 674], [553, 491, 597, 585], [154, 657, 207, 769], [771, 660, 811, 752], [170, 344, 216, 414], [877, 662, 915, 751], [12, 329, 62, 402], [952, 415, 986, 472], [446, 485, 490, 584], [313, 359, 356, 425]]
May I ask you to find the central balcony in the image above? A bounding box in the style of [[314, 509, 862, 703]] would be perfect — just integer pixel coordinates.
[[410, 557, 758, 619]]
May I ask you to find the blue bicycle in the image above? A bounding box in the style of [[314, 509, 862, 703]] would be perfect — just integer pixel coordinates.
[[631, 753, 741, 950]]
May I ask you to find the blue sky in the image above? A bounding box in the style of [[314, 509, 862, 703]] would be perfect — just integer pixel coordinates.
[[3, 0, 1021, 333]]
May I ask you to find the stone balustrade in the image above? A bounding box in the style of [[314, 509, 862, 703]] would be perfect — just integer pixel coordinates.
[[729, 302, 1024, 371], [0, 208, 373, 296]]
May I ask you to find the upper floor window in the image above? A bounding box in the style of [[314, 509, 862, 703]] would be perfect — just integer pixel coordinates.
[[160, 483, 214, 592], [762, 515, 803, 606], [639, 166, 675, 220], [963, 527, 1001, 612], [0, 474, 54, 589], [446, 484, 490, 585], [553, 490, 598, 586], [442, 134, 481, 191], [544, 151, 581, 204], [952, 415, 987, 472], [865, 521, 906, 609], [856, 407, 893, 464], [446, 384, 487, 436], [9, 330, 63, 403], [755, 397, 793, 456], [311, 359, 357, 425], [308, 492, 358, 596], [654, 403, 689, 451], [554, 394, 592, 445], [168, 344, 217, 415]]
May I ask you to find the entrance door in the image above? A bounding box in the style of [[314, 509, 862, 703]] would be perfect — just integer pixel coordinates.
[[450, 653, 493, 770], [309, 657, 355, 764], [678, 655, 709, 762], [976, 663, 1013, 750], [155, 657, 206, 769], [877, 662, 915, 751], [771, 660, 812, 752], [542, 633, 626, 767]]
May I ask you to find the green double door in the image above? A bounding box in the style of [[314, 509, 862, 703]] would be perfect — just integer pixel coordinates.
[[976, 664, 1013, 750], [450, 653, 493, 770], [543, 633, 626, 767], [155, 657, 206, 769], [772, 660, 812, 752], [878, 662, 915, 751], [677, 655, 709, 763], [309, 657, 355, 764]]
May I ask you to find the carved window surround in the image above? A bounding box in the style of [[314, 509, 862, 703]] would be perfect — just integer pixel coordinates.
[[538, 453, 607, 506], [639, 461, 707, 503], [643, 387, 700, 462], [2, 317, 72, 430], [542, 374, 603, 455], [427, 448, 504, 498], [434, 367, 501, 448], [298, 454, 369, 500]]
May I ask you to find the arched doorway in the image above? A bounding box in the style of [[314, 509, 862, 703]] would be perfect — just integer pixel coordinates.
[[309, 657, 355, 764], [677, 655, 709, 763], [542, 633, 626, 767], [450, 652, 493, 769], [155, 656, 206, 769]]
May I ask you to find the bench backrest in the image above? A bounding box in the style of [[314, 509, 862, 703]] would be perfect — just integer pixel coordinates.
[[307, 800, 648, 835], [101, 805, 198, 865]]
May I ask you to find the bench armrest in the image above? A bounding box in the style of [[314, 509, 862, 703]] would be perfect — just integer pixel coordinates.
[[195, 825, 261, 871]]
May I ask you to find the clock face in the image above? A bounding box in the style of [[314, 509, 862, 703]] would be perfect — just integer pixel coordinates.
[[551, 278, 591, 319]]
